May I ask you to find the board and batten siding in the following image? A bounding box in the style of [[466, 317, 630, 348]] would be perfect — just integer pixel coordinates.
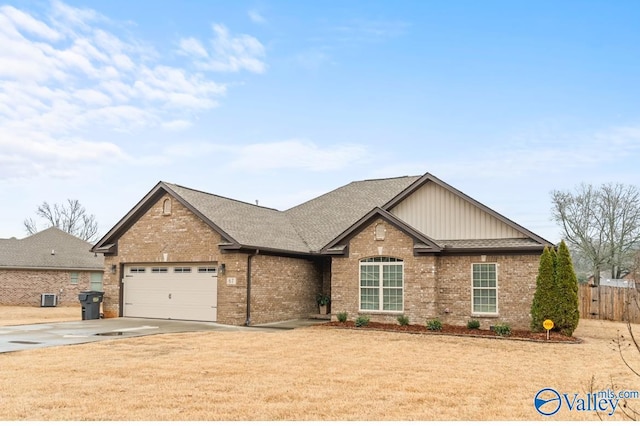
[[390, 181, 527, 240]]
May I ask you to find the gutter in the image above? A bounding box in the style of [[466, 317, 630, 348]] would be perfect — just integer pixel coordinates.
[[0, 266, 105, 271], [440, 246, 548, 254], [245, 249, 259, 326]]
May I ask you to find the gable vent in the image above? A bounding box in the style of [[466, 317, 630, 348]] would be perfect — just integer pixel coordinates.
[[40, 293, 58, 307]]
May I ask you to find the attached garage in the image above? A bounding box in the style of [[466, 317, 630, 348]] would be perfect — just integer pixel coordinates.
[[122, 264, 218, 321]]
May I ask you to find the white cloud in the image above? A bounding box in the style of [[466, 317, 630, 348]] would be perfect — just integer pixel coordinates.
[[178, 23, 266, 73], [229, 139, 369, 172], [162, 120, 193, 131], [179, 37, 208, 58], [248, 9, 266, 24], [49, 0, 101, 36], [413, 126, 640, 182], [0, 1, 264, 182], [0, 5, 61, 41], [0, 131, 126, 180]]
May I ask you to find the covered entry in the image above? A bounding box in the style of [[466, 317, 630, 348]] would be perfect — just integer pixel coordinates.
[[123, 264, 218, 321]]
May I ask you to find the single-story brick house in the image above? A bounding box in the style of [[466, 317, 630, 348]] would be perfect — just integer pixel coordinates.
[[0, 227, 104, 306], [91, 172, 552, 329]]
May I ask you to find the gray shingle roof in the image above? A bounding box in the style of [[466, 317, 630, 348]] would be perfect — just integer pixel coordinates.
[[164, 176, 420, 254], [165, 184, 310, 253], [285, 176, 420, 252], [94, 173, 550, 255], [0, 227, 104, 270]]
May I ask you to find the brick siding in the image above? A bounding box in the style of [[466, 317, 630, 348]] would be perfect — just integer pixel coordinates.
[[0, 269, 99, 306], [249, 255, 322, 324], [103, 194, 324, 325], [330, 217, 539, 330], [436, 254, 538, 329]]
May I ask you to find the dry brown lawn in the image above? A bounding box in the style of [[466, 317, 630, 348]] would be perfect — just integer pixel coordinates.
[[1, 316, 639, 421], [0, 305, 80, 326]]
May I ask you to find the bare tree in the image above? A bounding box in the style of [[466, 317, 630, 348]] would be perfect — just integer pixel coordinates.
[[595, 253, 640, 420], [551, 183, 640, 286], [24, 199, 99, 242]]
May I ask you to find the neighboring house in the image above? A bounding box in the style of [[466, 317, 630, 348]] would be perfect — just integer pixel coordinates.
[[91, 172, 553, 329], [587, 271, 635, 288], [0, 227, 104, 306]]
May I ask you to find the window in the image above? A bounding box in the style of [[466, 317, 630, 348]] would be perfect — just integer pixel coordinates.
[[70, 272, 79, 284], [472, 263, 497, 314], [359, 257, 403, 312], [162, 198, 172, 215], [130, 267, 146, 273], [198, 267, 217, 274], [174, 267, 192, 273], [151, 267, 168, 273], [90, 272, 103, 291]]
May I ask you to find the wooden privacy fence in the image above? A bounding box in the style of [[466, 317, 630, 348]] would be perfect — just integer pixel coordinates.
[[579, 284, 640, 323]]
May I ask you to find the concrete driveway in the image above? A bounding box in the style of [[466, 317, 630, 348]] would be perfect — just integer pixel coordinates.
[[0, 317, 325, 354]]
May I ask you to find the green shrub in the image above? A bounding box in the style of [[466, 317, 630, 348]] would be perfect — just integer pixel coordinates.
[[530, 246, 557, 332], [426, 318, 442, 331], [355, 315, 370, 327], [493, 323, 511, 337], [397, 314, 410, 326], [555, 241, 580, 337], [467, 319, 481, 329], [530, 242, 580, 336], [336, 312, 348, 323]]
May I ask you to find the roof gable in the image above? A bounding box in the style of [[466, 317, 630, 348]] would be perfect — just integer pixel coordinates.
[[1, 227, 103, 270], [92, 182, 311, 255], [384, 173, 553, 246], [320, 208, 442, 255]]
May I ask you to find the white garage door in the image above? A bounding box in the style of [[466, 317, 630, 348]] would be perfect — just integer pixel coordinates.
[[123, 264, 217, 321]]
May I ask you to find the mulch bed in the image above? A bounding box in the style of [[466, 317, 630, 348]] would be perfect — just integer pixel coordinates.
[[316, 321, 581, 343]]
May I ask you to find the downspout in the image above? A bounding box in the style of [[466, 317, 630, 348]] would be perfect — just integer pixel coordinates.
[[245, 249, 259, 326]]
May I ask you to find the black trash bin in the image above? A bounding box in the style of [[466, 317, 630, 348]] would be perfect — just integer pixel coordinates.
[[78, 291, 104, 320]]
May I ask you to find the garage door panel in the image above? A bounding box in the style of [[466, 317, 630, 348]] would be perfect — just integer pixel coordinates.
[[123, 264, 217, 321], [124, 300, 172, 319]]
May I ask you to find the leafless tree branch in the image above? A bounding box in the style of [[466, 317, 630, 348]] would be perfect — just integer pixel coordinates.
[[24, 199, 99, 242], [551, 183, 640, 286]]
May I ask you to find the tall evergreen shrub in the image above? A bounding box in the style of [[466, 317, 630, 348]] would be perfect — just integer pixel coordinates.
[[530, 246, 556, 332], [555, 240, 580, 336]]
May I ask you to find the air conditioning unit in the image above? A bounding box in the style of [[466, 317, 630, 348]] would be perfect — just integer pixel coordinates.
[[41, 293, 57, 307]]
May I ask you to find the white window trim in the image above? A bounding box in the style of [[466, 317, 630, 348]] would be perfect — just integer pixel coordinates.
[[359, 257, 404, 313], [471, 263, 499, 317]]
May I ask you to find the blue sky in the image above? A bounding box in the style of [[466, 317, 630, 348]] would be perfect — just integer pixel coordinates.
[[1, 0, 639, 243]]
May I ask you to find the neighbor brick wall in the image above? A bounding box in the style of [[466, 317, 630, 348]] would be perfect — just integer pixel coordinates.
[[330, 217, 540, 330], [249, 254, 323, 324], [0, 269, 100, 306]]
